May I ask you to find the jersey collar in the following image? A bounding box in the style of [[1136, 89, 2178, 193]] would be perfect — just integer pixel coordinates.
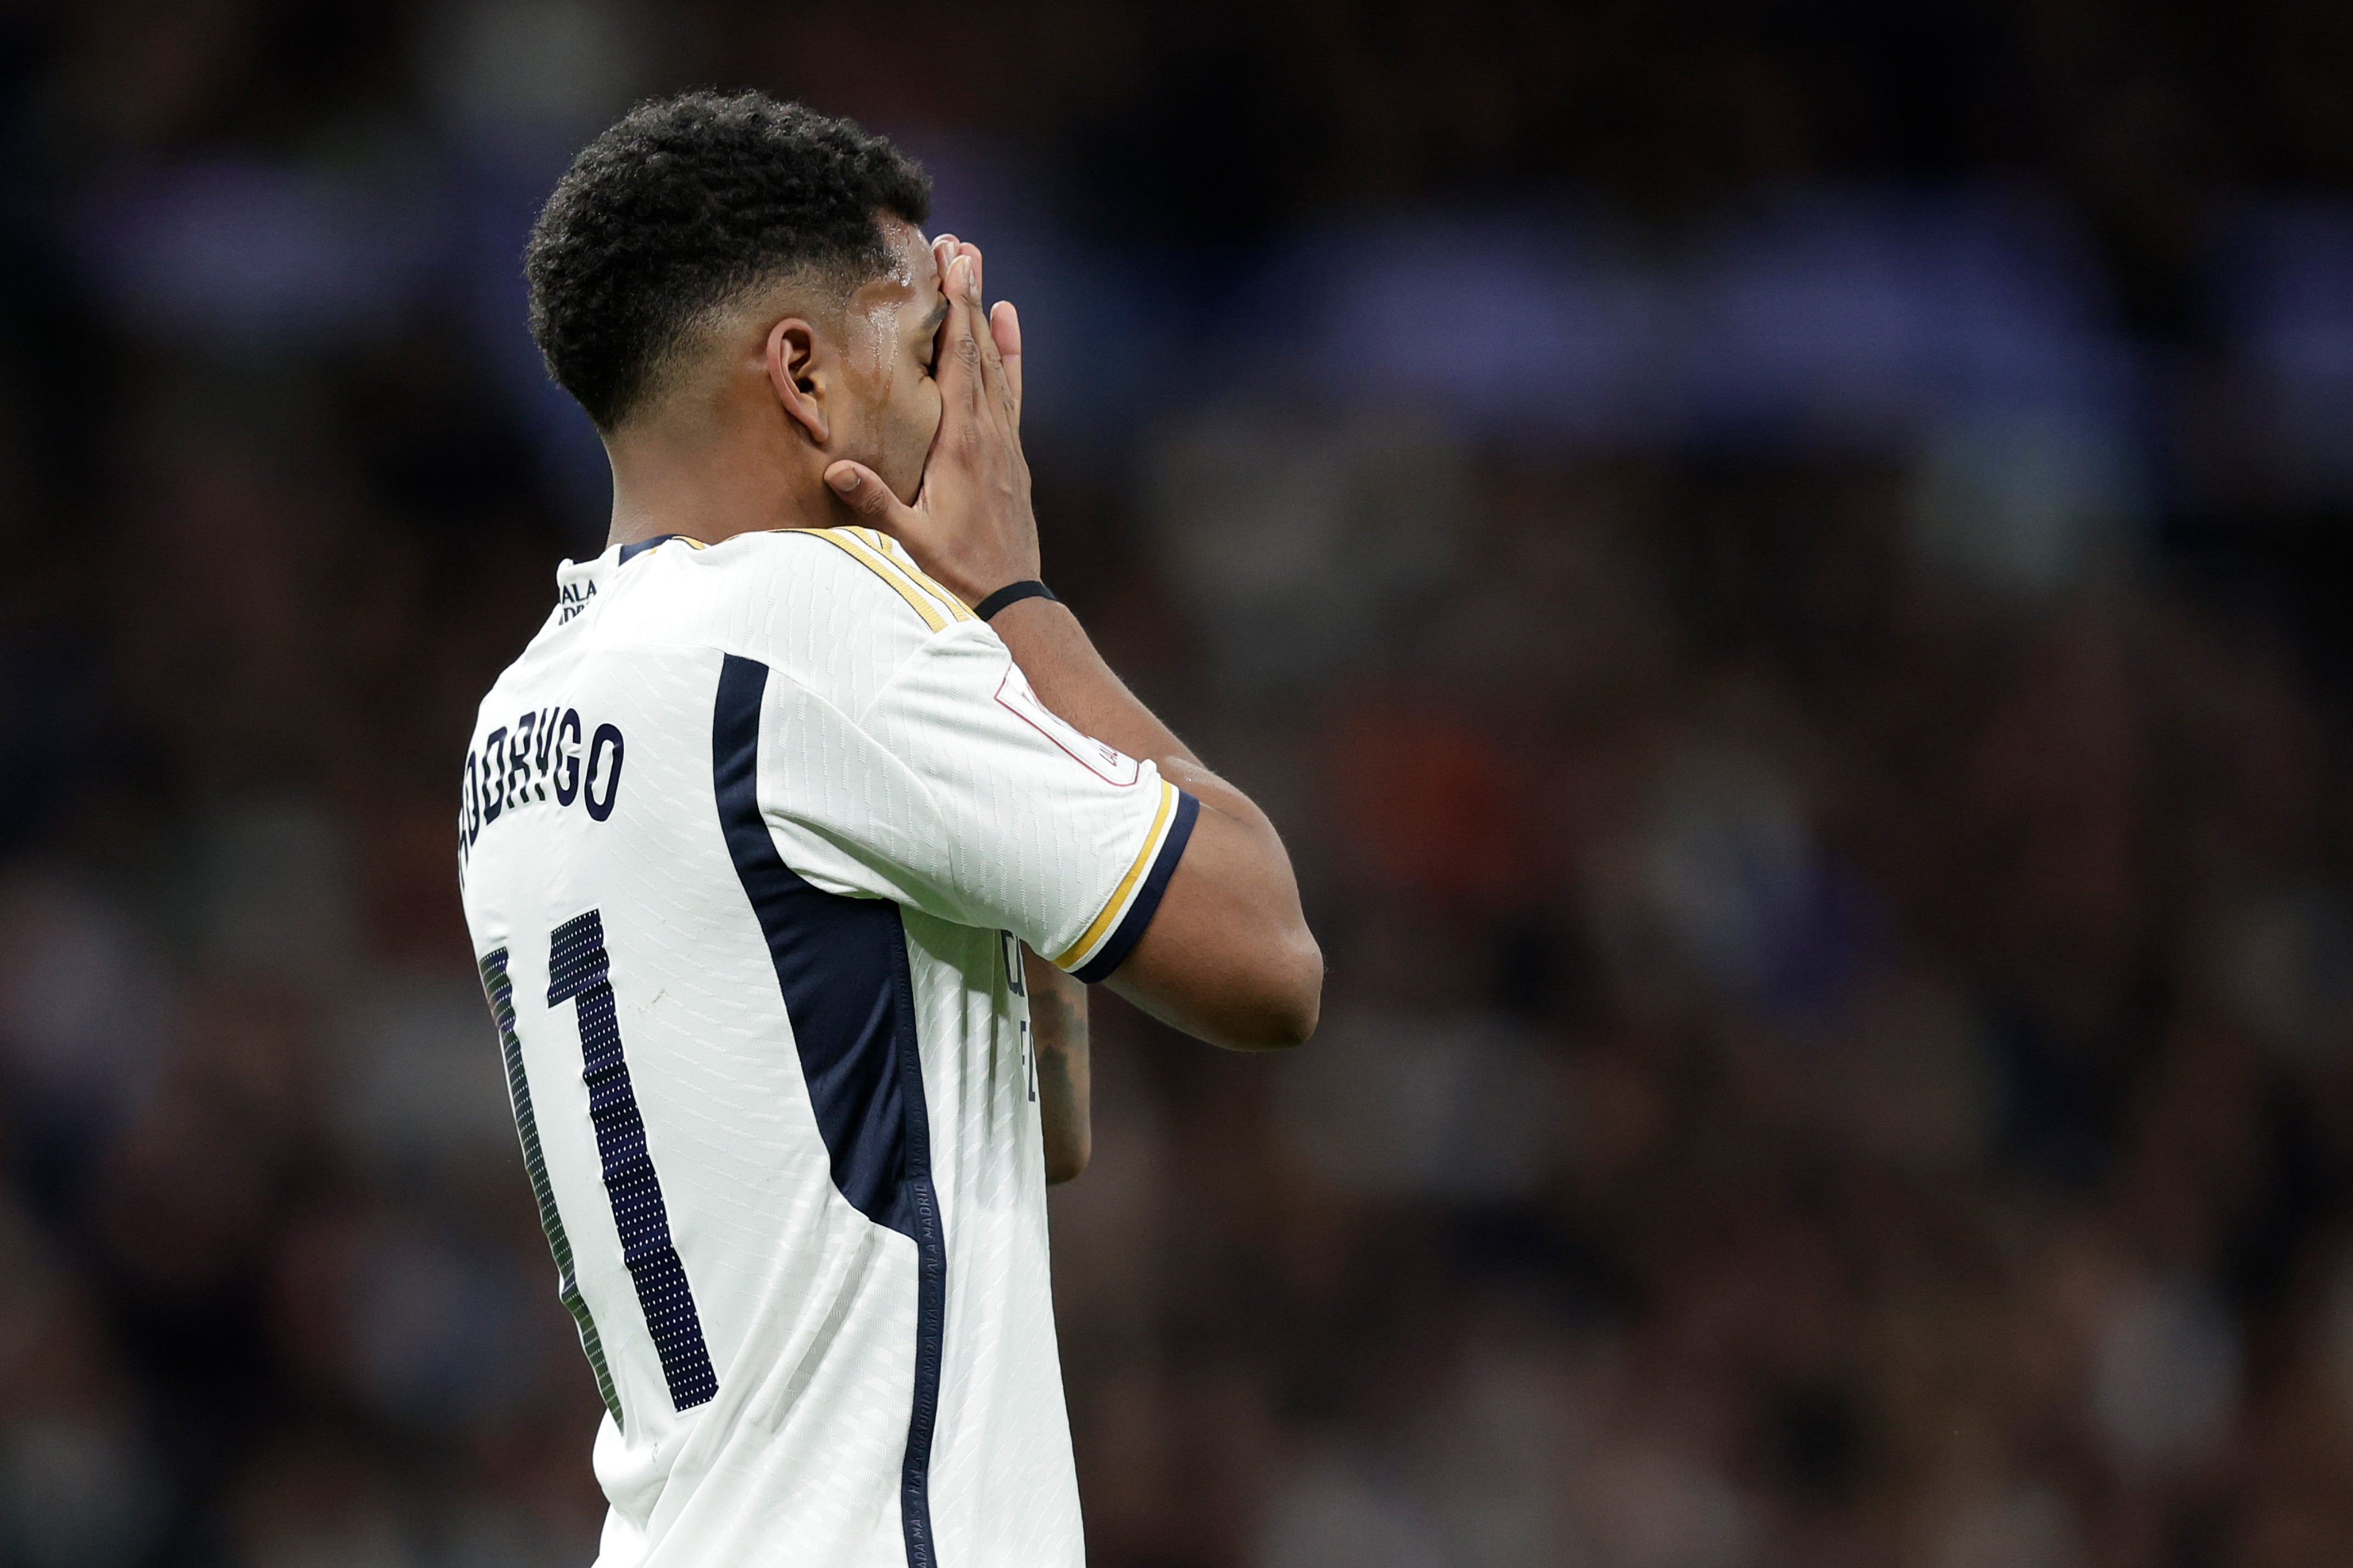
[[617, 533, 708, 564]]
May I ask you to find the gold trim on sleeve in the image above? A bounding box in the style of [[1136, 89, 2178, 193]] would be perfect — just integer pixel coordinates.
[[1052, 780, 1176, 970]]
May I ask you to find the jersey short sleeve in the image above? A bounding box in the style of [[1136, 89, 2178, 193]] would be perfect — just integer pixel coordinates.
[[746, 618, 1197, 981]]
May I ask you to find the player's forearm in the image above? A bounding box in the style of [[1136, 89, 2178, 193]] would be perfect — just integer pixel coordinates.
[[987, 597, 1270, 837], [992, 596, 1321, 1049], [1023, 947, 1090, 1183]]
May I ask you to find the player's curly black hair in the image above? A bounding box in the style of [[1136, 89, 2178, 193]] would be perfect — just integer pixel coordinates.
[[525, 90, 933, 430]]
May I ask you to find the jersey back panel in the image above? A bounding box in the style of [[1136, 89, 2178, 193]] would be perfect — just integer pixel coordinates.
[[458, 531, 1194, 1568]]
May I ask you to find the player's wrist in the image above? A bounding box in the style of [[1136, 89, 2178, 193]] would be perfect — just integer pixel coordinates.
[[936, 537, 1041, 608], [974, 580, 1056, 620]]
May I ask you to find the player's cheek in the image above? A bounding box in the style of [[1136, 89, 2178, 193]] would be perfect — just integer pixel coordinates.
[[890, 380, 944, 499]]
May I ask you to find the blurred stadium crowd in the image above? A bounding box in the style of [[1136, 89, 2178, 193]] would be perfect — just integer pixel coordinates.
[[3, 2, 2353, 1565]]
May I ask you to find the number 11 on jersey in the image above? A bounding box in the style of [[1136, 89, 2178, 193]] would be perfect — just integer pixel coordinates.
[[547, 910, 719, 1414], [485, 911, 721, 1426]]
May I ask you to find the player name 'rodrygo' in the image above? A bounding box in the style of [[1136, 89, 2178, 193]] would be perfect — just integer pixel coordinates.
[[461, 706, 625, 855]]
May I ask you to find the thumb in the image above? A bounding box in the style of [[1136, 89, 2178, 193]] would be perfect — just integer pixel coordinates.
[[823, 460, 911, 524]]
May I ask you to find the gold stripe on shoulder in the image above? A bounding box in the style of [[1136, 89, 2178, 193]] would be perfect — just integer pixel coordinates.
[[1053, 780, 1176, 970], [813, 528, 951, 632], [856, 529, 976, 622], [800, 528, 947, 632]]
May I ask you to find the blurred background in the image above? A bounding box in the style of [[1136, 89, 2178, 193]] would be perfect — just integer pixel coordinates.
[[1, 1, 2351, 1564]]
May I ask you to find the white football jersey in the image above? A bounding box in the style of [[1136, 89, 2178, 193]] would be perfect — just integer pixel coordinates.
[[456, 528, 1195, 1568]]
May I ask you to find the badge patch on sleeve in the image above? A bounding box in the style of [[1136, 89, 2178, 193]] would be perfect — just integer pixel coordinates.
[[995, 663, 1142, 786]]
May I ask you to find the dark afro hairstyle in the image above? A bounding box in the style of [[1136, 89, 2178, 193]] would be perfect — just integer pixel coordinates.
[[524, 89, 933, 430]]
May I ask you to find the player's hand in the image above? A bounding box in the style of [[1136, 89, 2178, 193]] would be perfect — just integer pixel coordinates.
[[823, 241, 1037, 607]]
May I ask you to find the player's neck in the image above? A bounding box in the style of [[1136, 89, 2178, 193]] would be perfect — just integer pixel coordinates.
[[603, 430, 831, 551]]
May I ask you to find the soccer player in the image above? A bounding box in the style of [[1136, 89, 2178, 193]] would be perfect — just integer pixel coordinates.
[[456, 90, 1320, 1567]]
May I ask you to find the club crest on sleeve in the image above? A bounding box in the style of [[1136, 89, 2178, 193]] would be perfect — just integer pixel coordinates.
[[994, 664, 1141, 786]]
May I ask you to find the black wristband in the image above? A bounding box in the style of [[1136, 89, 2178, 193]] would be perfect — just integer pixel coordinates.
[[973, 580, 1056, 620]]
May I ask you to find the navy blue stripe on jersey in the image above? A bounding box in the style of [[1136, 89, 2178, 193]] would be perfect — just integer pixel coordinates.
[[480, 948, 623, 1426], [711, 653, 946, 1568], [709, 655, 923, 1233], [548, 910, 720, 1414], [1074, 788, 1201, 983], [617, 533, 682, 564]]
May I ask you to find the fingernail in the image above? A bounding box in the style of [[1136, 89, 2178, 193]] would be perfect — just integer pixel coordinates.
[[827, 468, 857, 493]]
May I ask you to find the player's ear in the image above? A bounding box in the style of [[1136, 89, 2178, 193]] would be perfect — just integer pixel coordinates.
[[764, 318, 829, 445]]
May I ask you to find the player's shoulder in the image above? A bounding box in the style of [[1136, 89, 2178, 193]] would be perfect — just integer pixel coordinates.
[[781, 527, 978, 635], [615, 528, 995, 714], [634, 527, 975, 637]]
